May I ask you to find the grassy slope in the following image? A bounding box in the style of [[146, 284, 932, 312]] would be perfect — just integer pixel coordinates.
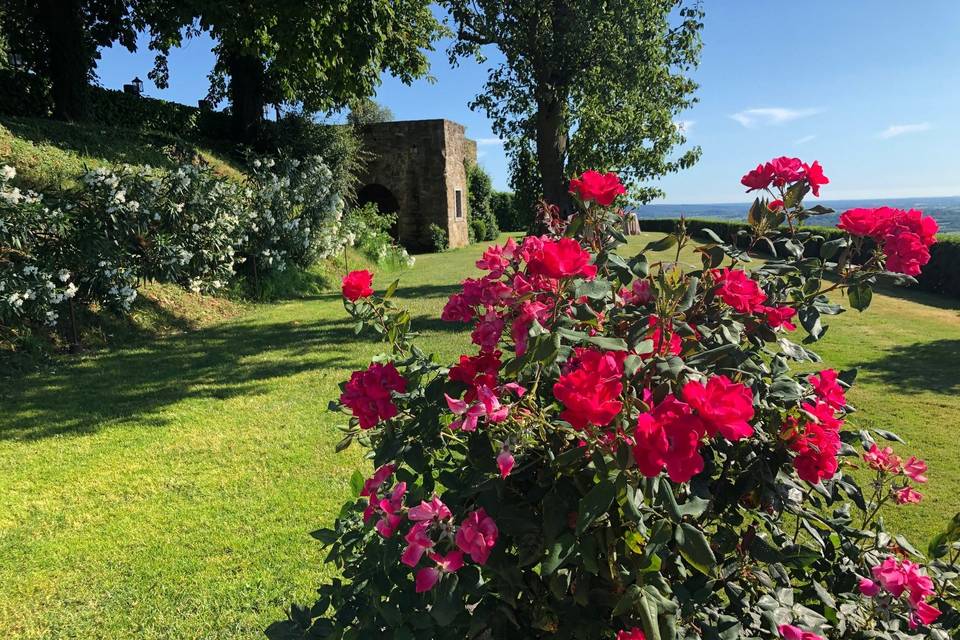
[[0, 234, 958, 638], [0, 116, 245, 191]]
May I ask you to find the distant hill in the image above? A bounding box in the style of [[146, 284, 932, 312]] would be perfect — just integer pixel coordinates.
[[635, 196, 960, 233]]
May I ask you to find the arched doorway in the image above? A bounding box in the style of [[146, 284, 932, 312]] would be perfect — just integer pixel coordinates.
[[356, 184, 400, 240]]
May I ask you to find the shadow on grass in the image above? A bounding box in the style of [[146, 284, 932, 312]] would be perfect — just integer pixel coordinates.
[[858, 339, 960, 393], [0, 316, 372, 441]]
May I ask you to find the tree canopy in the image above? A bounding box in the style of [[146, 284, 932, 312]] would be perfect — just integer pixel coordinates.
[[347, 98, 395, 126], [149, 1, 444, 139], [1, 0, 143, 119], [443, 0, 704, 209]]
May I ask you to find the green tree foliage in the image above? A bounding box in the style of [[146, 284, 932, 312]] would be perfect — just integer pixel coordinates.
[[148, 1, 444, 140], [0, 0, 142, 120], [466, 162, 498, 242], [347, 98, 395, 126], [490, 191, 521, 232], [443, 0, 704, 208]]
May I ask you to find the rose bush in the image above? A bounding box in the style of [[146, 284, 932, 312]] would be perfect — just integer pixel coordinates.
[[272, 161, 960, 640]]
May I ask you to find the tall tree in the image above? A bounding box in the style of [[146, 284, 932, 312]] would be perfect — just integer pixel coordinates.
[[443, 0, 704, 210], [1, 0, 140, 120], [150, 1, 443, 141]]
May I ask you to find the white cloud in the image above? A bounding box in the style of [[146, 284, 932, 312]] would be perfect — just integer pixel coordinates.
[[794, 134, 817, 145], [730, 107, 823, 128], [674, 119, 695, 134], [475, 137, 504, 146], [877, 123, 932, 139]]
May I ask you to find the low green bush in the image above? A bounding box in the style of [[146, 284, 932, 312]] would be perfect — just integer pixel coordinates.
[[466, 162, 499, 242], [342, 202, 414, 268], [641, 217, 960, 299], [428, 223, 449, 252]]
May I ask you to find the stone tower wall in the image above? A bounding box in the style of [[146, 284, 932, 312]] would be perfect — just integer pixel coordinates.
[[355, 119, 474, 250]]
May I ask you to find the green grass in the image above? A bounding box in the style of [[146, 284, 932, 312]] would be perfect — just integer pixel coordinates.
[[0, 116, 246, 191], [1, 233, 959, 638]]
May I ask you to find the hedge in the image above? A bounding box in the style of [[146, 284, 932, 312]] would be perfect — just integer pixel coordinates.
[[0, 69, 231, 139], [640, 217, 960, 299]]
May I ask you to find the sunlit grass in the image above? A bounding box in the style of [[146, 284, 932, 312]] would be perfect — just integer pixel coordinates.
[[0, 232, 957, 638]]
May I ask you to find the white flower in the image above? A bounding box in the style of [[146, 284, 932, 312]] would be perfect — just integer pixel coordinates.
[[191, 223, 200, 232], [113, 190, 126, 204], [57, 269, 70, 282], [1, 165, 15, 181], [7, 292, 22, 307], [64, 282, 78, 299], [22, 265, 38, 276]]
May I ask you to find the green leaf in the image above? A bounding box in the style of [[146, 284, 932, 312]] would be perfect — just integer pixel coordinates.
[[783, 181, 809, 210], [383, 278, 400, 299], [584, 335, 629, 351], [349, 470, 365, 497], [677, 522, 716, 576], [541, 533, 576, 575], [576, 480, 617, 535], [848, 283, 873, 311], [574, 279, 611, 300], [642, 234, 678, 254]]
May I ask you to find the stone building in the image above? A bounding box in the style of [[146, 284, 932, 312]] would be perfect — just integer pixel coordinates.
[[354, 119, 476, 250]]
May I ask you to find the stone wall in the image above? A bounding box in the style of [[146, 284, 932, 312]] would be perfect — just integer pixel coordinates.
[[355, 119, 474, 250]]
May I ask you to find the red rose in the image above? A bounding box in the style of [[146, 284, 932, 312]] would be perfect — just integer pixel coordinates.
[[342, 269, 374, 301], [883, 230, 929, 276], [759, 305, 797, 331], [553, 348, 624, 430], [837, 207, 894, 240], [712, 268, 766, 314], [769, 156, 804, 186], [340, 362, 407, 429], [632, 396, 706, 483], [741, 163, 775, 191], [802, 160, 829, 197], [768, 199, 784, 211], [525, 237, 597, 280], [568, 170, 626, 206], [682, 375, 755, 441]]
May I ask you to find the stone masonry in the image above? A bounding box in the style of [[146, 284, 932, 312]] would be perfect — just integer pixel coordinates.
[[354, 119, 476, 250]]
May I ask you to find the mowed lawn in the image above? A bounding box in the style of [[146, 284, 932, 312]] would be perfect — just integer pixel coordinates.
[[1, 232, 959, 639]]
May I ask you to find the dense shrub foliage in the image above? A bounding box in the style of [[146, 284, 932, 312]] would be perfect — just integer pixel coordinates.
[[491, 190, 526, 232], [341, 203, 415, 269], [466, 162, 499, 242], [0, 153, 350, 340], [272, 160, 960, 639]]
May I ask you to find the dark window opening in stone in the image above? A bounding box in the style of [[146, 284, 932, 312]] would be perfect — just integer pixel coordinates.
[[356, 183, 400, 239], [455, 189, 463, 219]]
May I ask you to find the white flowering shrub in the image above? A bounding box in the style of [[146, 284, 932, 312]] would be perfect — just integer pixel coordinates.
[[242, 156, 346, 277], [0, 167, 77, 330], [1, 153, 350, 343]]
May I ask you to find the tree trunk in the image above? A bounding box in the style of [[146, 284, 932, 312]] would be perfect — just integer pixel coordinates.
[[226, 50, 266, 143], [534, 91, 572, 213], [38, 0, 88, 120]]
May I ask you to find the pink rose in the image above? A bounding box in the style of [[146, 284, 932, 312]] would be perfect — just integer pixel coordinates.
[[455, 508, 498, 565]]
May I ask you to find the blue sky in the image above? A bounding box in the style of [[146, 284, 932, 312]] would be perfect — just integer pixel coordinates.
[[95, 1, 960, 203]]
